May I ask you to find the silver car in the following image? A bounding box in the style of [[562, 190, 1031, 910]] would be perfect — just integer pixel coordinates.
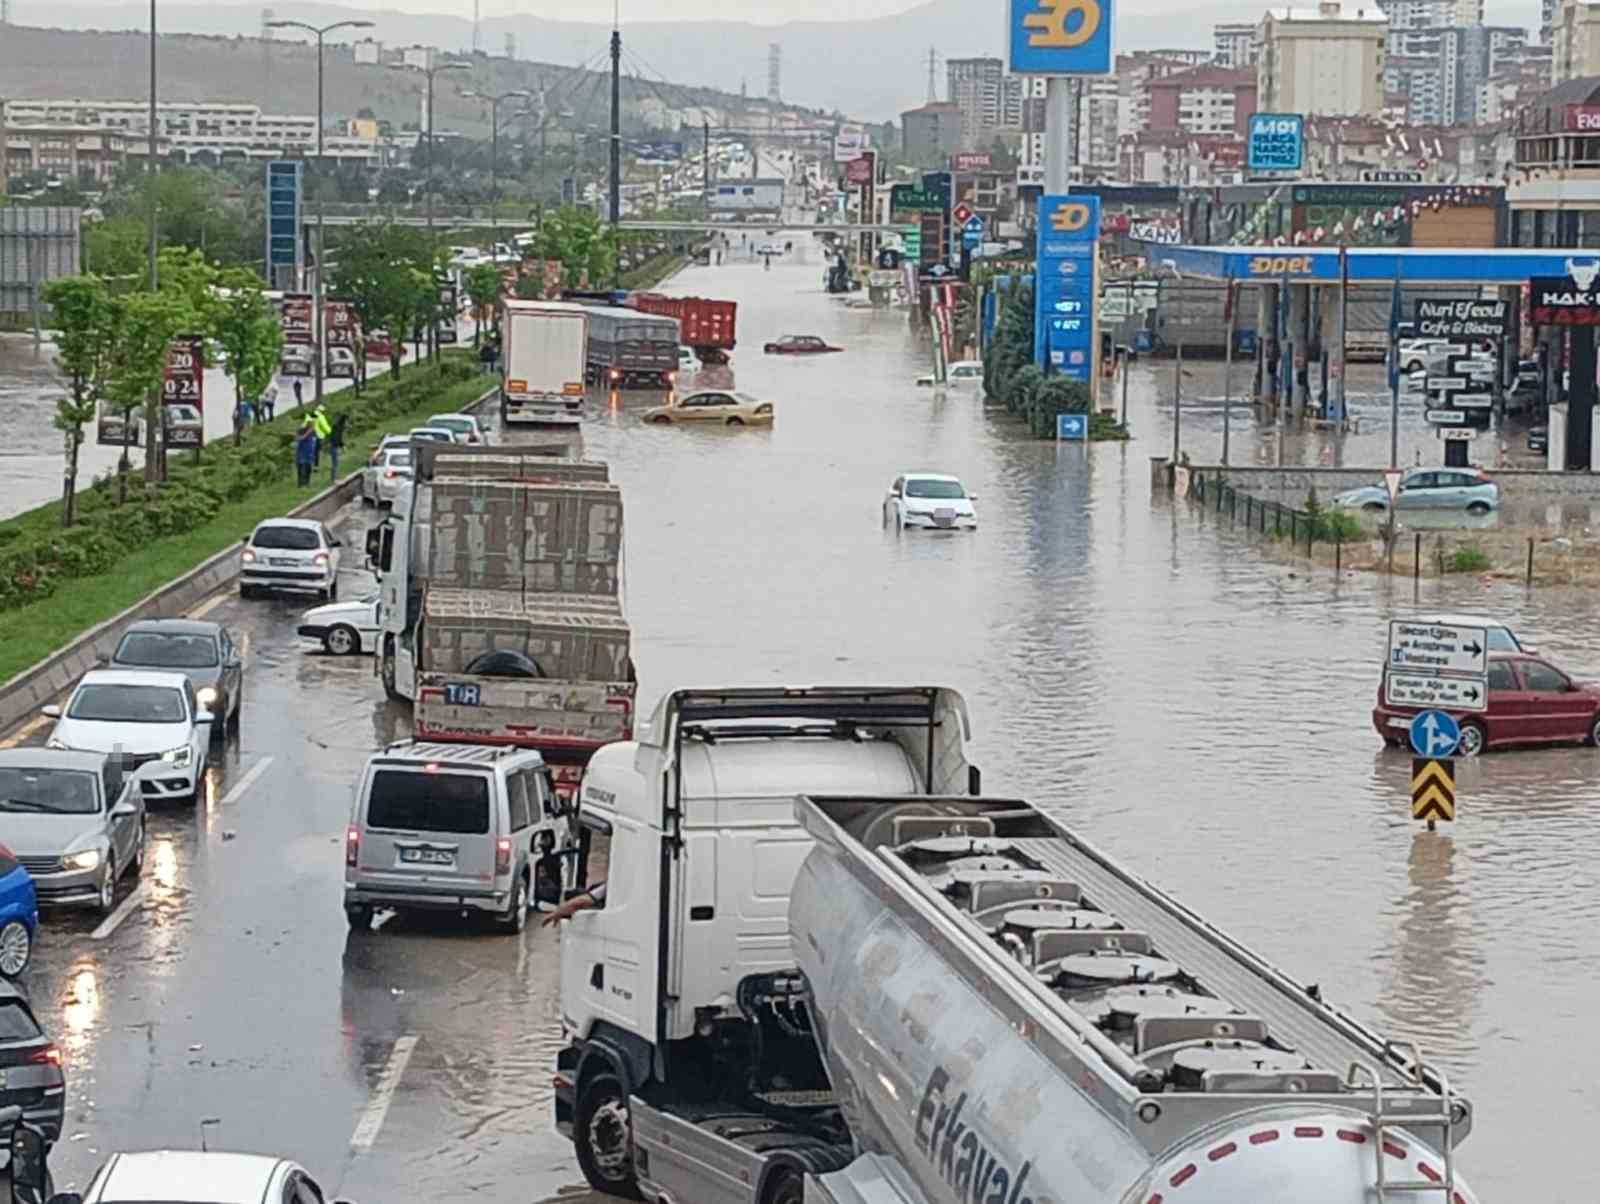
[[0, 749, 144, 915], [1333, 467, 1500, 515]]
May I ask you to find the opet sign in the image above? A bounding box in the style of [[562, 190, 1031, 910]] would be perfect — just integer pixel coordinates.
[[1244, 254, 1319, 277]]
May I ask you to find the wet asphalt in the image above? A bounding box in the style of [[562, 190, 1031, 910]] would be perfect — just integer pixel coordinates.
[[0, 244, 1597, 1199]]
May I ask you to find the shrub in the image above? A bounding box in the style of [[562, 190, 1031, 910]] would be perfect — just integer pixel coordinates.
[[1447, 544, 1491, 573]]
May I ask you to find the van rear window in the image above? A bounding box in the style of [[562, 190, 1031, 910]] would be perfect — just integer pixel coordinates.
[[367, 769, 490, 834]]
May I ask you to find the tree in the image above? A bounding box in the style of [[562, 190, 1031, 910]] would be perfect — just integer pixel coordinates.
[[463, 262, 503, 345], [212, 268, 284, 445], [329, 222, 436, 377], [103, 289, 198, 499], [40, 275, 116, 526], [535, 205, 617, 289], [82, 217, 147, 280]]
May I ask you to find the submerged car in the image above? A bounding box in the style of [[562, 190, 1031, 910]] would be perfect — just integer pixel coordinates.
[[763, 334, 841, 355], [1333, 467, 1499, 514], [241, 518, 342, 600], [426, 413, 485, 444], [298, 592, 381, 656], [883, 473, 978, 530], [917, 361, 984, 387], [642, 390, 774, 427]]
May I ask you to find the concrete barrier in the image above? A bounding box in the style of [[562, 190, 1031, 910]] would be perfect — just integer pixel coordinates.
[[0, 383, 499, 737]]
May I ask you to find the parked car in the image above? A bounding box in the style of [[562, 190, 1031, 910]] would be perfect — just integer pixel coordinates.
[[280, 345, 315, 377], [425, 413, 485, 444], [343, 741, 560, 932], [0, 846, 39, 976], [161, 404, 203, 447], [239, 518, 342, 600], [1374, 650, 1600, 755], [641, 390, 773, 427], [0, 976, 64, 1137], [325, 346, 357, 379], [107, 619, 242, 738], [1333, 467, 1499, 514], [361, 447, 413, 508], [43, 670, 213, 805], [676, 346, 697, 370], [882, 473, 978, 530], [763, 334, 841, 355], [0, 749, 144, 915], [58, 1151, 340, 1204], [298, 592, 381, 656]]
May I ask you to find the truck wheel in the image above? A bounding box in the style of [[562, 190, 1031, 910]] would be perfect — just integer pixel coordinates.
[[575, 1073, 641, 1199], [381, 641, 403, 702], [762, 1169, 804, 1204]]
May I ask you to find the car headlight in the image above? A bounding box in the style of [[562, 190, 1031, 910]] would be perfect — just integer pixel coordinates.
[[196, 687, 218, 707], [64, 849, 101, 872], [161, 745, 193, 768]]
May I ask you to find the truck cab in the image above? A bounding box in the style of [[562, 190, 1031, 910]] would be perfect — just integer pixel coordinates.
[[553, 686, 975, 1203]]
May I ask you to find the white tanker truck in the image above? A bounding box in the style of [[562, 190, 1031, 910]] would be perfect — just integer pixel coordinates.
[[553, 686, 1479, 1204]]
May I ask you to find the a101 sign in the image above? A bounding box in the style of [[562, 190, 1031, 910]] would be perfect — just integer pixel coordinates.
[[1009, 0, 1113, 74]]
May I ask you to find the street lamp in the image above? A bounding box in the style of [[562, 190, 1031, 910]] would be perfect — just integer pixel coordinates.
[[268, 18, 374, 406], [461, 88, 531, 238], [392, 57, 468, 357]]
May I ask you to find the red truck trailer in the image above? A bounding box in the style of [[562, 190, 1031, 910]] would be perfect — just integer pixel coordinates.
[[629, 293, 737, 364]]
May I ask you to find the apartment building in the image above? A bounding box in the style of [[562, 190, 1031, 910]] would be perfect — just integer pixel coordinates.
[[1213, 22, 1259, 66], [946, 57, 1004, 150], [1258, 2, 1389, 118], [1147, 65, 1257, 135]]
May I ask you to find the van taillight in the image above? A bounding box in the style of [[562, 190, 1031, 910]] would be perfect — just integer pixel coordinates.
[[346, 825, 359, 867], [31, 1047, 61, 1068], [495, 837, 512, 875]]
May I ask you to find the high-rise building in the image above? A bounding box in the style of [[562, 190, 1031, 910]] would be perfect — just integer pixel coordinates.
[[901, 101, 964, 163], [1543, 0, 1560, 42], [945, 57, 1004, 150], [1440, 25, 1526, 122], [1258, 3, 1389, 118], [1214, 23, 1259, 65], [1553, 0, 1600, 80], [1148, 65, 1258, 134]]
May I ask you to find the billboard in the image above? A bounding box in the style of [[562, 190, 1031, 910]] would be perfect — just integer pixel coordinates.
[[844, 155, 874, 186], [161, 335, 204, 412], [1009, 0, 1113, 74], [708, 180, 785, 211], [1247, 114, 1304, 173], [1034, 194, 1100, 381], [265, 161, 302, 288], [833, 123, 867, 163], [323, 300, 357, 347], [280, 292, 314, 344], [951, 152, 994, 172]]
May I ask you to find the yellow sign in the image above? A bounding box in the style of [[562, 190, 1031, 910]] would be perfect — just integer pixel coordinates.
[[1023, 0, 1102, 49], [1049, 202, 1094, 233], [1246, 255, 1315, 276], [1411, 758, 1456, 822]]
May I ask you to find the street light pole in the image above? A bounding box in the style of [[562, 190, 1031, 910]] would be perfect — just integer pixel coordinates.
[[462, 88, 531, 241], [268, 18, 373, 407], [147, 0, 157, 291]]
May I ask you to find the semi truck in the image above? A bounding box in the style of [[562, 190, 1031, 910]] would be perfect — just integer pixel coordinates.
[[580, 304, 680, 388], [630, 293, 738, 364], [368, 442, 635, 797], [501, 300, 589, 426], [553, 685, 1480, 1204]]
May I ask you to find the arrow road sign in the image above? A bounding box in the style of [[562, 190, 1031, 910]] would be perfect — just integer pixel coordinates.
[[1409, 709, 1461, 757], [1388, 620, 1488, 675], [1385, 671, 1487, 711], [1411, 757, 1456, 822], [1425, 408, 1468, 425]]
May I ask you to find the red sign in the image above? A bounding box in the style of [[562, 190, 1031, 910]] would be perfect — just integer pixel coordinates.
[[844, 155, 874, 185], [162, 335, 204, 412], [1102, 212, 1131, 234], [323, 300, 356, 347], [281, 293, 313, 345], [951, 152, 993, 172], [952, 202, 974, 226], [1566, 104, 1600, 131]]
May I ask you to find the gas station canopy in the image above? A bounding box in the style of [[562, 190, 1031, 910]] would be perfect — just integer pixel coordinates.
[[1145, 245, 1600, 284]]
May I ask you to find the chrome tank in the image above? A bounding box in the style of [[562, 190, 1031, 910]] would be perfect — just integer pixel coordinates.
[[791, 839, 1483, 1204]]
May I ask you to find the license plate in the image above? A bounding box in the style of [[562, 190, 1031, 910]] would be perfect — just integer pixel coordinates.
[[1387, 718, 1411, 730], [443, 683, 482, 706], [270, 558, 301, 567], [400, 848, 454, 865]]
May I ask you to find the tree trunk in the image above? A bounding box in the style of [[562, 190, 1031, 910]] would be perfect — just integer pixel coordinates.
[[142, 396, 160, 497], [61, 432, 81, 528]]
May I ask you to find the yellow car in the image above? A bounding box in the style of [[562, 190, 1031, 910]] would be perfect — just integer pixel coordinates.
[[642, 389, 774, 427]]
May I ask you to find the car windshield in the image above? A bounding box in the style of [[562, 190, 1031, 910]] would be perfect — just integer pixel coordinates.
[[366, 769, 490, 835], [412, 431, 450, 441], [1488, 627, 1521, 651], [68, 684, 186, 723], [431, 417, 471, 432], [732, 391, 760, 403], [387, 451, 413, 467], [905, 479, 966, 499], [0, 767, 99, 815], [114, 631, 219, 669], [253, 525, 319, 550]]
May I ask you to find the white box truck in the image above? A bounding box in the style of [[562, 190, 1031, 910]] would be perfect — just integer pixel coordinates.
[[501, 300, 588, 426]]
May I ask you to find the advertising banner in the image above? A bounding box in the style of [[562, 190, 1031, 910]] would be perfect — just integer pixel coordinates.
[[1247, 113, 1304, 173], [281, 292, 314, 344], [1531, 271, 1600, 325], [162, 335, 204, 411], [1412, 298, 1508, 340], [1034, 194, 1101, 381]]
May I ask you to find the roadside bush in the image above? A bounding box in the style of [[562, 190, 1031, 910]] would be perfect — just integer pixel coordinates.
[[1447, 544, 1491, 573]]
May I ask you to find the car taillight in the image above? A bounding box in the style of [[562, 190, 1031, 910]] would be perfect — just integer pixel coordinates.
[[346, 825, 359, 867], [495, 837, 512, 875], [385, 469, 397, 479], [31, 1047, 61, 1068], [241, 549, 256, 563]]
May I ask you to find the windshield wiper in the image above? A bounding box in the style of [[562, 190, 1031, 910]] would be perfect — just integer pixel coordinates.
[[0, 799, 59, 813]]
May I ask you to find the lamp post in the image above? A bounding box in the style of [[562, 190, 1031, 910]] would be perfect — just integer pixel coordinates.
[[267, 18, 374, 407], [393, 57, 468, 358], [147, 0, 157, 291], [461, 89, 531, 240]]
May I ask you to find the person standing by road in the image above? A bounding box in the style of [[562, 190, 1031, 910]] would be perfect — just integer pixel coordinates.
[[311, 403, 331, 467], [327, 412, 348, 483], [293, 378, 304, 410], [259, 385, 276, 423], [294, 419, 316, 487]]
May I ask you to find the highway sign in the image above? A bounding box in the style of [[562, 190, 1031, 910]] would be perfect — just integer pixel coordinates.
[[1409, 709, 1461, 758], [1411, 758, 1456, 823], [1056, 412, 1088, 440], [1388, 619, 1489, 676], [1385, 672, 1487, 712], [1425, 407, 1468, 425], [1451, 392, 1493, 408], [1009, 0, 1114, 74], [953, 202, 974, 225], [964, 215, 985, 234]]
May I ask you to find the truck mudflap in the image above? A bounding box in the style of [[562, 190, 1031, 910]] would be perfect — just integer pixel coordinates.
[[414, 674, 636, 750], [805, 1154, 924, 1204]]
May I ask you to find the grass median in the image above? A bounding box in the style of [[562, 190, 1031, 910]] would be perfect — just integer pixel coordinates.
[[0, 358, 495, 685]]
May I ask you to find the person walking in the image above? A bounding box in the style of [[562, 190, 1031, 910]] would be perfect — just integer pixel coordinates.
[[311, 403, 331, 467], [294, 419, 316, 487], [292, 378, 304, 410], [259, 385, 276, 423], [327, 412, 348, 483]]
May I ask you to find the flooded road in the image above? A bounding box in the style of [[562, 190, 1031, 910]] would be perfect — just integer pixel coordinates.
[[2, 245, 1595, 1200]]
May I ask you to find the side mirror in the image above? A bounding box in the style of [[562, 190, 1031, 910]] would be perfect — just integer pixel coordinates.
[[112, 802, 138, 818], [967, 765, 982, 797], [195, 709, 215, 725], [94, 654, 110, 667], [9, 1120, 50, 1204], [40, 705, 60, 720]]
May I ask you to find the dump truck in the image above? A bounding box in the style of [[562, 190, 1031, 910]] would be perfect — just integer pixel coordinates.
[[368, 442, 635, 797], [579, 304, 680, 388], [553, 685, 1480, 1204], [501, 300, 589, 426], [630, 293, 738, 364]]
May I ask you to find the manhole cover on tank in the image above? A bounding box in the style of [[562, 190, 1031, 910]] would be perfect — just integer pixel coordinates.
[[1166, 1042, 1338, 1093], [1052, 951, 1180, 990], [1000, 905, 1095, 932], [1102, 988, 1245, 1028]]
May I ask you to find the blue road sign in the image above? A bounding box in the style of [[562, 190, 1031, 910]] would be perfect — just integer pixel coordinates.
[[1247, 113, 1304, 173], [265, 161, 302, 282], [1009, 0, 1114, 74], [1409, 709, 1461, 758], [964, 215, 985, 234], [1056, 412, 1087, 440], [1034, 195, 1100, 381]]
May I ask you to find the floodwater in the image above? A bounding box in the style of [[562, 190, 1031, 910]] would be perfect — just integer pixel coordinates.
[[2, 246, 1595, 1201]]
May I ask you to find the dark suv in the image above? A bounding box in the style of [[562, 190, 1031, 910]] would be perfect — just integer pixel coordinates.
[[0, 982, 64, 1143]]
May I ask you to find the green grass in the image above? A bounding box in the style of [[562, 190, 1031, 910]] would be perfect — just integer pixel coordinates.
[[1447, 544, 1492, 574], [0, 366, 494, 684]]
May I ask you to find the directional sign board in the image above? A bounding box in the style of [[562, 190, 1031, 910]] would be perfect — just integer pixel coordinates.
[[1388, 620, 1488, 677], [1411, 758, 1456, 823], [1409, 709, 1461, 758], [1056, 412, 1087, 440], [1385, 672, 1488, 711], [1425, 407, 1468, 425]]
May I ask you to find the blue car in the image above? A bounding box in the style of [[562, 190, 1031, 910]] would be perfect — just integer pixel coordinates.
[[0, 846, 39, 977]]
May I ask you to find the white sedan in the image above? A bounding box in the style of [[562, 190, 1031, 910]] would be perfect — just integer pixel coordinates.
[[297, 592, 381, 656], [883, 473, 978, 531], [361, 447, 413, 507], [44, 670, 213, 804], [56, 1150, 351, 1204]]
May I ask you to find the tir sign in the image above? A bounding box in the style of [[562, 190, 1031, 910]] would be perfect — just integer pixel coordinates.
[[1049, 203, 1092, 233]]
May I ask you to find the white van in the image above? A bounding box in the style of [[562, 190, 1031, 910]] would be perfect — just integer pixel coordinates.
[[343, 741, 566, 933]]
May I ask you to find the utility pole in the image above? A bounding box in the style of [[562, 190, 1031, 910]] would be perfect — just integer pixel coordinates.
[[609, 25, 621, 288], [392, 56, 468, 354], [703, 118, 711, 211], [463, 88, 533, 240], [926, 47, 937, 102], [147, 0, 158, 291]]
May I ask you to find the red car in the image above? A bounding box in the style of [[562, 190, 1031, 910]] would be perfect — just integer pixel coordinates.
[[365, 332, 406, 360], [1373, 651, 1600, 755], [763, 334, 841, 355]]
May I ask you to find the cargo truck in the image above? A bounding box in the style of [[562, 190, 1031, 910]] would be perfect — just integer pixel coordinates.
[[553, 685, 1480, 1204], [580, 305, 680, 388], [368, 442, 635, 797], [630, 293, 738, 364], [501, 300, 589, 426]]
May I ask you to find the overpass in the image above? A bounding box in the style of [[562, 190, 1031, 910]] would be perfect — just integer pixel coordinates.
[[313, 215, 912, 235]]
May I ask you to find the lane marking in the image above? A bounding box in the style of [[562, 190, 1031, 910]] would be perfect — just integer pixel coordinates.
[[188, 593, 228, 620], [0, 715, 51, 750], [91, 881, 149, 941], [217, 756, 274, 808], [350, 1034, 419, 1151]]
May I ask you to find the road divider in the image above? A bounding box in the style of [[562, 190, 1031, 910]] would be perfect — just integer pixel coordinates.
[[350, 1034, 419, 1151]]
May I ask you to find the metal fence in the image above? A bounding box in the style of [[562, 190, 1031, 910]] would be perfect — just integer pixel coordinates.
[[0, 207, 80, 318], [1189, 472, 1350, 566]]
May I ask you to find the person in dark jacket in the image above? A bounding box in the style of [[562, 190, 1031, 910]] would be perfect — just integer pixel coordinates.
[[327, 412, 348, 482], [294, 420, 316, 487]]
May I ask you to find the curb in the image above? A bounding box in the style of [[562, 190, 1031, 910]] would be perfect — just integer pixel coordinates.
[[0, 382, 499, 737]]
